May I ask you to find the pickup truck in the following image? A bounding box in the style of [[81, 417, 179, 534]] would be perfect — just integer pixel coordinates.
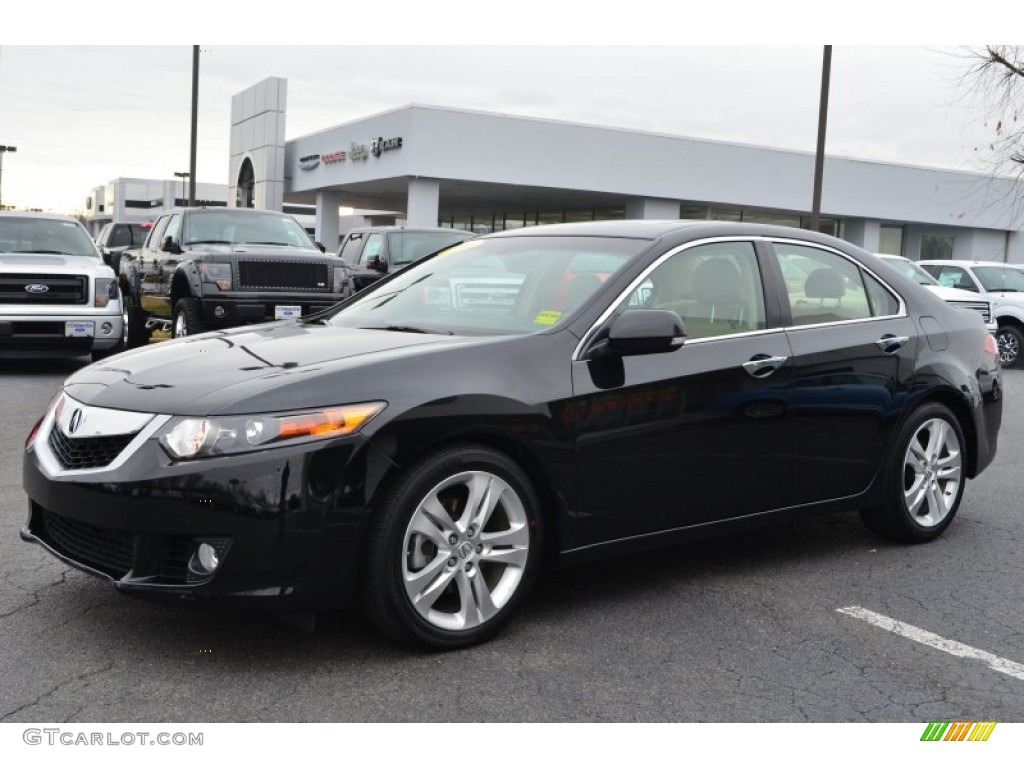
[[0, 212, 124, 361], [919, 259, 1024, 368], [337, 226, 474, 293], [95, 221, 152, 276], [118, 207, 348, 347]]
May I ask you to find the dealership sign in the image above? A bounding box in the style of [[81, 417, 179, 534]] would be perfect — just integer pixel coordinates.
[[301, 137, 403, 169]]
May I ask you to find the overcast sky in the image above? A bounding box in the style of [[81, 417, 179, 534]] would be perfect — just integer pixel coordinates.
[[0, 43, 1006, 215]]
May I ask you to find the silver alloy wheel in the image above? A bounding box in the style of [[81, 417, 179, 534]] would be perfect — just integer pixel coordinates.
[[902, 417, 963, 528], [122, 308, 129, 346], [401, 470, 530, 632], [996, 329, 1019, 366], [174, 309, 187, 338]]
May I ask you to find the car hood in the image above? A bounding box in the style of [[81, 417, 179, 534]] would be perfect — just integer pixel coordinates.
[[923, 285, 988, 302], [64, 322, 475, 415], [186, 245, 326, 259], [0, 253, 109, 274]]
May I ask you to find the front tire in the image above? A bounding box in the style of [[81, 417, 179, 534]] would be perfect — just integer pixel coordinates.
[[995, 324, 1023, 368], [124, 293, 151, 349], [172, 298, 206, 339], [360, 445, 543, 650], [859, 402, 966, 543]]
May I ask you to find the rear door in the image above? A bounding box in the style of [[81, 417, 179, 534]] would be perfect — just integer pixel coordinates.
[[768, 240, 917, 504]]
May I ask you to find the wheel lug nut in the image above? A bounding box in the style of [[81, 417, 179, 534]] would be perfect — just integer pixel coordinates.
[[464, 563, 472, 572], [448, 534, 458, 545], [447, 557, 457, 568], [476, 544, 483, 553], [467, 526, 475, 537]]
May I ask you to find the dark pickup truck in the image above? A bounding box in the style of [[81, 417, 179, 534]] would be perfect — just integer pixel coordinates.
[[337, 226, 474, 293], [95, 221, 152, 276], [118, 207, 347, 347]]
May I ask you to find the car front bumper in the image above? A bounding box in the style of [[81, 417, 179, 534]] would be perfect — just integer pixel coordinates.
[[0, 309, 123, 357], [21, 406, 388, 611]]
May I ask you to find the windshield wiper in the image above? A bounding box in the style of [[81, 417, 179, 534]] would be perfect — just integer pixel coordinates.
[[242, 241, 292, 246], [21, 250, 69, 255], [184, 240, 234, 245], [359, 324, 453, 335]]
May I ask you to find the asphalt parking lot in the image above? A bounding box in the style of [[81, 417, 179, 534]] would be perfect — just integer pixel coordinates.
[[2, 359, 1023, 722]]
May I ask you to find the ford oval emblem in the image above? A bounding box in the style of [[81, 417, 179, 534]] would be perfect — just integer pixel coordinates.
[[25, 283, 50, 294]]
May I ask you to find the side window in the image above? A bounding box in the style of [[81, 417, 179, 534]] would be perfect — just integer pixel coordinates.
[[96, 224, 111, 246], [934, 266, 978, 292], [772, 243, 897, 325], [146, 216, 170, 250], [616, 241, 766, 340], [110, 225, 132, 248], [359, 233, 385, 265], [155, 215, 182, 259], [338, 233, 364, 263]]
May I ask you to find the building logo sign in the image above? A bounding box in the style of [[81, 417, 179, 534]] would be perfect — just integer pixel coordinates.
[[298, 154, 321, 171], [323, 150, 346, 164], [371, 136, 403, 157], [349, 142, 370, 162]]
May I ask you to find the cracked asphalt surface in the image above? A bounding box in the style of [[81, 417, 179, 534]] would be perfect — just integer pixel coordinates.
[[2, 358, 1023, 722]]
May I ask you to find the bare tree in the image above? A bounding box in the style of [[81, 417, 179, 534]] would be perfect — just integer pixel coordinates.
[[960, 46, 1024, 181]]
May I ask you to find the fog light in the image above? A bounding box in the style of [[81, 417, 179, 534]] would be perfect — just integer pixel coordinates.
[[214, 305, 226, 319], [101, 322, 113, 334], [197, 543, 219, 572]]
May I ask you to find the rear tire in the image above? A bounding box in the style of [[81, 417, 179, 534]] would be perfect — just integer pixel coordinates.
[[859, 402, 966, 543], [172, 298, 206, 339], [359, 445, 543, 650]]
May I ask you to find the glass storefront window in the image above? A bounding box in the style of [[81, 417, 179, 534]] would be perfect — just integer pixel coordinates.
[[920, 234, 954, 261], [878, 225, 905, 256]]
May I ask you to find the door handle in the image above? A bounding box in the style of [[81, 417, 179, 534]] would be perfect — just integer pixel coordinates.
[[742, 354, 788, 377], [875, 334, 909, 353]]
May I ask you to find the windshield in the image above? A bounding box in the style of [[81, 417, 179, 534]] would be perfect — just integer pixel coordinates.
[[387, 230, 472, 266], [0, 216, 99, 257], [973, 266, 1024, 292], [327, 235, 645, 335], [881, 256, 938, 286], [183, 210, 316, 248]]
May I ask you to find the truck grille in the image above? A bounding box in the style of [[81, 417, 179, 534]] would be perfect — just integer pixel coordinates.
[[949, 300, 992, 324], [236, 260, 329, 292], [39, 509, 191, 582], [47, 427, 137, 470], [0, 273, 88, 304]]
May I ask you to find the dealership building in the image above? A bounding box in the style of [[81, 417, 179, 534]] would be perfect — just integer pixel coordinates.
[[220, 77, 1022, 261]]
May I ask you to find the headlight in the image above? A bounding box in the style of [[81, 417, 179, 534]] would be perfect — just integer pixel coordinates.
[[94, 277, 118, 308], [198, 262, 232, 291], [159, 401, 386, 459]]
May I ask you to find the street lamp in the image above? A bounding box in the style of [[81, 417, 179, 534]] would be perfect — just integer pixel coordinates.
[[174, 171, 190, 207], [0, 145, 17, 211]]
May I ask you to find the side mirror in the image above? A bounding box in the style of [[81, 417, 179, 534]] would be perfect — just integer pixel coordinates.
[[369, 256, 386, 273], [161, 236, 182, 255], [101, 250, 112, 266], [315, 241, 326, 253], [604, 309, 686, 357]]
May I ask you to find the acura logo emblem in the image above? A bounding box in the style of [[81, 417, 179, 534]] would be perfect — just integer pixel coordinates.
[[67, 408, 84, 435], [25, 283, 49, 294]]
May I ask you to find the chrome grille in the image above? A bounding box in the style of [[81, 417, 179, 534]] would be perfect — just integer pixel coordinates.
[[236, 260, 329, 292], [949, 300, 992, 324], [47, 427, 137, 470], [0, 273, 88, 304]]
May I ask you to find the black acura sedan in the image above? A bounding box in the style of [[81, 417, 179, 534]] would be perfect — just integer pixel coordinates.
[[22, 221, 1002, 649]]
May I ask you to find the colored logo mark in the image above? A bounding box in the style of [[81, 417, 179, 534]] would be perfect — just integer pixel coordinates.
[[921, 722, 996, 741]]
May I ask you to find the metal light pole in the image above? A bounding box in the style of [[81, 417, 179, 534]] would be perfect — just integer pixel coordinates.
[[189, 45, 199, 207], [0, 145, 17, 210], [174, 171, 190, 207], [810, 46, 832, 232]]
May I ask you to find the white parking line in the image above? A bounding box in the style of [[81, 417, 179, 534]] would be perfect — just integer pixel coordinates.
[[837, 605, 1024, 682]]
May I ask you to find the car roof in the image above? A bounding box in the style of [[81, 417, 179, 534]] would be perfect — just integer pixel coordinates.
[[918, 259, 1013, 268], [345, 226, 474, 235]]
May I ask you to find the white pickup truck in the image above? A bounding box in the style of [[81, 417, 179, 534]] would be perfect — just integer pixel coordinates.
[[0, 212, 124, 362]]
